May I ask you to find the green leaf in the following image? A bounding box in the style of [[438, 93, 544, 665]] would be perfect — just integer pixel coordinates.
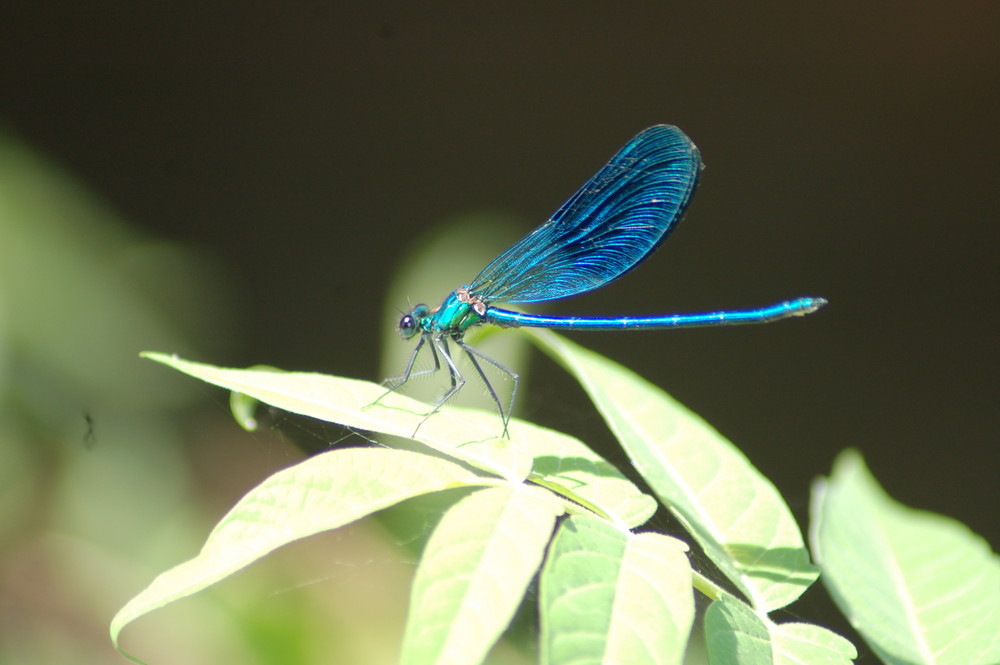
[[524, 434, 658, 529], [703, 594, 772, 665], [811, 450, 1000, 665], [771, 622, 857, 665], [144, 352, 534, 480], [528, 330, 817, 612], [401, 485, 564, 665], [228, 364, 282, 431], [704, 593, 856, 665], [142, 352, 655, 527], [539, 515, 693, 665], [120, 352, 660, 662], [110, 447, 487, 653]]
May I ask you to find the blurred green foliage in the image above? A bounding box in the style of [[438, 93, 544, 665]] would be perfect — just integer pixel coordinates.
[[0, 130, 230, 663]]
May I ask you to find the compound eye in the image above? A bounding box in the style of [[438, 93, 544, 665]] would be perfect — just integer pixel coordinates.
[[399, 304, 428, 340]]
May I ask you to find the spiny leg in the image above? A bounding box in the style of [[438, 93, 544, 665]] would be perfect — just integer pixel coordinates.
[[371, 334, 439, 412], [408, 335, 467, 435], [380, 335, 424, 399], [441, 337, 458, 391], [429, 336, 466, 411], [454, 337, 519, 438], [381, 332, 443, 391]]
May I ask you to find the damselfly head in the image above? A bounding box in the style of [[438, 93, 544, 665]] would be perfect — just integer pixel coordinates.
[[398, 304, 430, 340]]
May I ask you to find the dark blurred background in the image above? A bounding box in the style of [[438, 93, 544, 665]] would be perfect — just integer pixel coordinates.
[[1, 3, 997, 663]]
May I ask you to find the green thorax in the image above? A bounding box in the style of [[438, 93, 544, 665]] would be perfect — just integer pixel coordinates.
[[428, 287, 488, 335]]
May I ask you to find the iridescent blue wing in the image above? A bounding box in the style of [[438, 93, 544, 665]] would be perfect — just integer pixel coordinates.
[[468, 125, 702, 304]]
